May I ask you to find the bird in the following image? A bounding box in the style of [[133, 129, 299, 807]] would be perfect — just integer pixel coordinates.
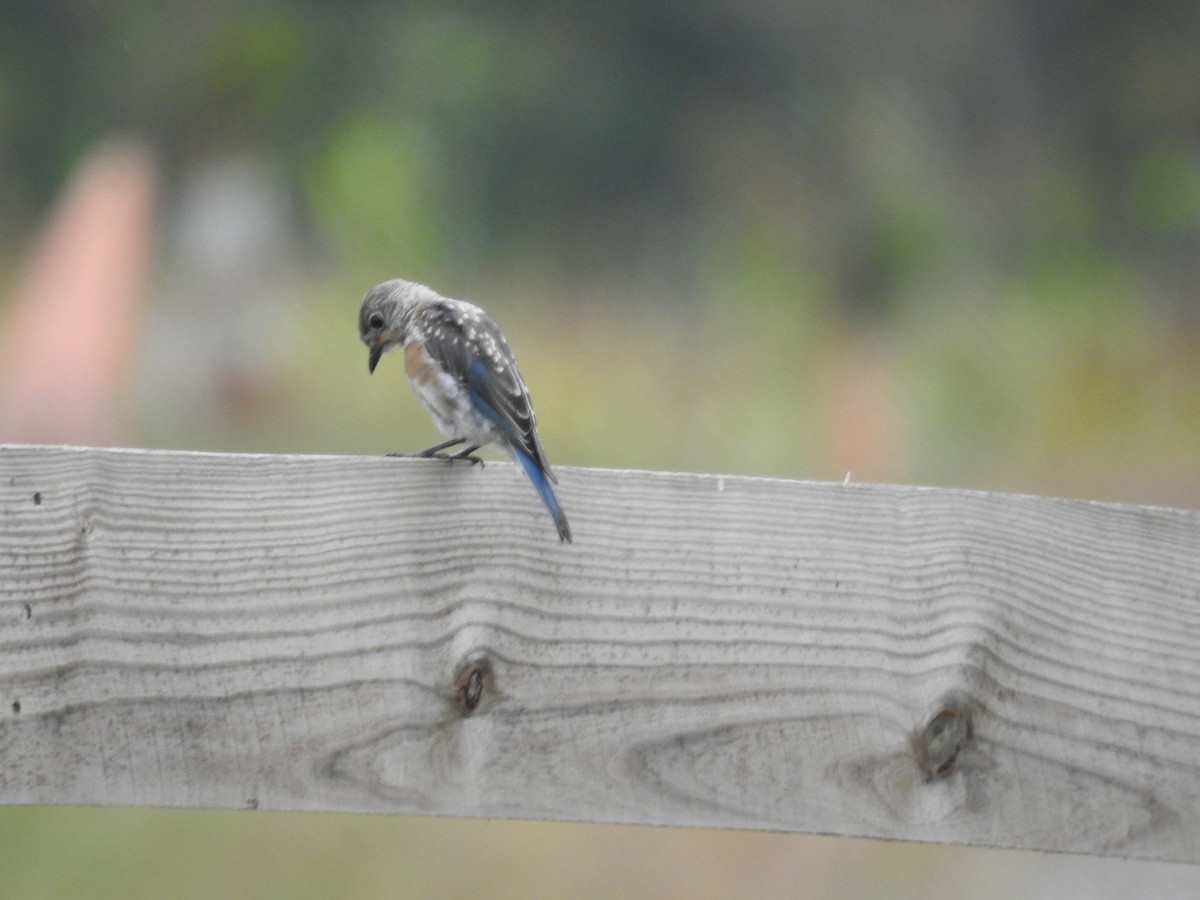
[[359, 278, 572, 543]]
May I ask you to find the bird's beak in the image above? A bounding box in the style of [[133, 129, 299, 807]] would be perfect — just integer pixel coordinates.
[[368, 330, 389, 374]]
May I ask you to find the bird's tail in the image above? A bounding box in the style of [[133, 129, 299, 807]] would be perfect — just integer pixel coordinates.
[[513, 448, 572, 543]]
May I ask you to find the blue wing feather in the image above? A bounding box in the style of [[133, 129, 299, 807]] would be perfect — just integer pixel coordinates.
[[465, 359, 523, 448], [468, 360, 571, 542], [419, 300, 570, 542]]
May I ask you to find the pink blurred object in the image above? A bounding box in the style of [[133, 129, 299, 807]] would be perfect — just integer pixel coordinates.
[[0, 137, 157, 445], [819, 332, 905, 482]]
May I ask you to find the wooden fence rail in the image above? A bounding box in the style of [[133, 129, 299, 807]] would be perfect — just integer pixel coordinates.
[[1, 444, 1198, 862]]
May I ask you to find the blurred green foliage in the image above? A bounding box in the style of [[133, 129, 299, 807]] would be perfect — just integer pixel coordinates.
[[3, 0, 1197, 300], [2, 0, 1192, 494]]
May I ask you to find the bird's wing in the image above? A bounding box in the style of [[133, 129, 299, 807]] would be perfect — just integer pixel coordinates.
[[418, 300, 556, 482]]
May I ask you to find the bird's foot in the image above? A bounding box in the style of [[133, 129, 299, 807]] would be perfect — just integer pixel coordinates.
[[446, 444, 484, 468], [387, 438, 464, 460], [387, 444, 483, 468]]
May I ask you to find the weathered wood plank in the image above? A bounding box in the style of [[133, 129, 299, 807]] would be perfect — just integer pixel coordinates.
[[1, 444, 1198, 861]]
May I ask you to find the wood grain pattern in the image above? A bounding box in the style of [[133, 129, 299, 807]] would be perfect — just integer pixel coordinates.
[[1, 444, 1198, 861]]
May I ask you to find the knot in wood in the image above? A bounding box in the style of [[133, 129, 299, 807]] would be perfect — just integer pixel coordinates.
[[913, 693, 973, 780], [454, 657, 493, 715]]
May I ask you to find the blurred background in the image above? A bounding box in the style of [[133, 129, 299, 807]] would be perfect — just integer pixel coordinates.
[[1, 0, 1198, 897]]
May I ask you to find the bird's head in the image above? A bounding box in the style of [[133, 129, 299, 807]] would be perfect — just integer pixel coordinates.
[[359, 279, 426, 374]]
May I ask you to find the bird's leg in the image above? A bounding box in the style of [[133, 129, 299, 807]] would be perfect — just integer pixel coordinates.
[[448, 444, 484, 468], [387, 438, 464, 459]]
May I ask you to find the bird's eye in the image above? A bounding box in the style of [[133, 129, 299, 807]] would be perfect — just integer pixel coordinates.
[[368, 312, 385, 329]]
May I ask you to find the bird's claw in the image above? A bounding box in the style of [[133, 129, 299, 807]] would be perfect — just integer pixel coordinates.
[[387, 449, 484, 468]]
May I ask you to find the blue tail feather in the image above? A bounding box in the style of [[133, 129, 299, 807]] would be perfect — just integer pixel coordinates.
[[513, 447, 572, 543], [467, 369, 570, 542]]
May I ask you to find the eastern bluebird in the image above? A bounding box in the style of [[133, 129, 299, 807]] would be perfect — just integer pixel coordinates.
[[359, 278, 572, 543]]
